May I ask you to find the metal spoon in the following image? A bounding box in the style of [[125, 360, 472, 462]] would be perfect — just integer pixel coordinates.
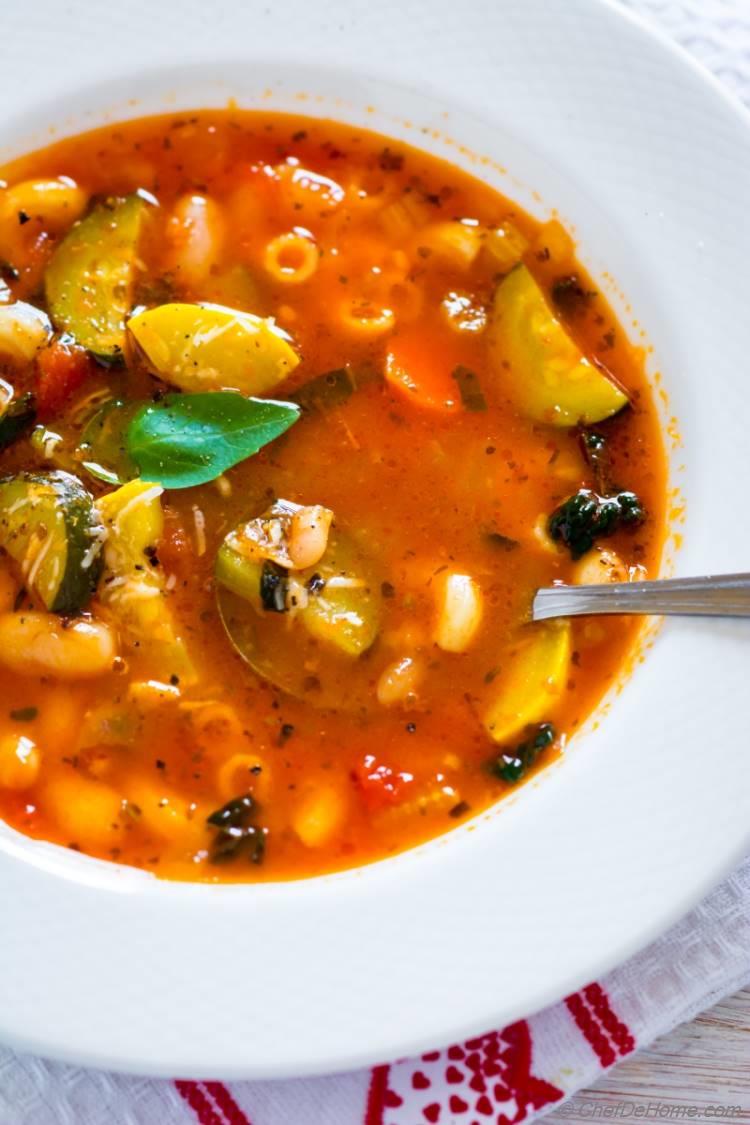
[[532, 572, 750, 621]]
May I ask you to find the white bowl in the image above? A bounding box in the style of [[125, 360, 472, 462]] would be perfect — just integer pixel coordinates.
[[1, 0, 749, 1080]]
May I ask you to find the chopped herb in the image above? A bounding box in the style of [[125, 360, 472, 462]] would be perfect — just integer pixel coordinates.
[[548, 488, 645, 559], [9, 706, 38, 722], [381, 580, 396, 599], [551, 275, 595, 316], [483, 666, 500, 684], [449, 800, 471, 819], [580, 429, 613, 493], [451, 366, 487, 412], [278, 722, 295, 745], [291, 129, 308, 142], [379, 147, 404, 171], [293, 366, 364, 413], [259, 561, 289, 613], [483, 529, 519, 552], [206, 793, 267, 864], [491, 722, 555, 784], [306, 572, 325, 595]]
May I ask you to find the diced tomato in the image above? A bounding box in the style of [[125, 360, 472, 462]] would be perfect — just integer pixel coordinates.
[[35, 337, 97, 420], [159, 505, 194, 576], [351, 754, 414, 811]]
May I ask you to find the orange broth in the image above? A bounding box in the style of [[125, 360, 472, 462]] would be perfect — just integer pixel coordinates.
[[0, 112, 667, 880]]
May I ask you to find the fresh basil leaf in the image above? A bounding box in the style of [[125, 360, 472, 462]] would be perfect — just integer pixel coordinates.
[[451, 365, 487, 412], [126, 392, 300, 489]]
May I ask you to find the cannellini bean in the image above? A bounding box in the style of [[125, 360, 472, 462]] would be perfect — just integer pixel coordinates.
[[0, 612, 117, 678], [0, 301, 52, 365], [531, 513, 561, 555], [42, 773, 123, 847], [288, 505, 334, 569], [36, 685, 86, 753], [166, 193, 225, 288], [376, 655, 424, 707], [434, 572, 484, 653], [0, 733, 40, 790], [293, 785, 347, 848], [0, 176, 88, 234], [573, 548, 629, 586]]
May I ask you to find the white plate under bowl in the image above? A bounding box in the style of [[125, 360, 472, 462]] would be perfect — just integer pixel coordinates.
[[0, 0, 749, 1080]]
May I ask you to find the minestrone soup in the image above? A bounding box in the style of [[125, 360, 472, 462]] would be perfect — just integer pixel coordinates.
[[0, 112, 666, 880]]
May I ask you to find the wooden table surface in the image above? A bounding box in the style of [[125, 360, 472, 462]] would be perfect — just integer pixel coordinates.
[[546, 989, 750, 1122]]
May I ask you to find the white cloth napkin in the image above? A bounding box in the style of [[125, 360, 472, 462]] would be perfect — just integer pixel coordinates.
[[2, 2, 750, 1121]]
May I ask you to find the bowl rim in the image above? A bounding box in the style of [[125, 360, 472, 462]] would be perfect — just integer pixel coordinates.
[[0, 0, 749, 1080]]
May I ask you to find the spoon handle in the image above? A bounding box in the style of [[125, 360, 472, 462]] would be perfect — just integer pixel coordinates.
[[532, 572, 750, 621]]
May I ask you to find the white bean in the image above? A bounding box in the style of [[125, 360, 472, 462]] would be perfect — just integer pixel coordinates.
[[434, 572, 484, 653], [0, 302, 52, 365], [288, 505, 333, 569], [0, 176, 88, 235], [376, 655, 424, 707], [167, 193, 225, 288], [0, 733, 40, 790], [0, 612, 117, 678], [573, 548, 628, 586]]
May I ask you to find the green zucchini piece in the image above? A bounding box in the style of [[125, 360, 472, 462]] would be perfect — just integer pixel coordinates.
[[489, 264, 629, 426], [45, 191, 155, 361], [216, 527, 382, 710], [0, 391, 36, 450], [0, 470, 105, 612], [78, 398, 140, 485]]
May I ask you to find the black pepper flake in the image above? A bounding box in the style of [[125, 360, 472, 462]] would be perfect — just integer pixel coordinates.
[[292, 129, 308, 142], [306, 573, 325, 595], [17, 211, 30, 225], [405, 722, 417, 734], [379, 146, 404, 171], [169, 673, 180, 686], [449, 801, 471, 819], [155, 759, 166, 770], [380, 580, 396, 599], [278, 722, 295, 746]]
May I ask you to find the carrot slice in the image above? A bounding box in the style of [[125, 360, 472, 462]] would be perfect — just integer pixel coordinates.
[[385, 329, 464, 412]]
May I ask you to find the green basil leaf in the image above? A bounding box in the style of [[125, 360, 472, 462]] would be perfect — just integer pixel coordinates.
[[126, 392, 300, 489]]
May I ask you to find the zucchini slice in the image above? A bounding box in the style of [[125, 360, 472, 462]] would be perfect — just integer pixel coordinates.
[[0, 470, 105, 613], [489, 265, 629, 426], [216, 526, 382, 710], [482, 621, 571, 744], [127, 302, 299, 394], [45, 191, 155, 361], [0, 390, 36, 450]]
